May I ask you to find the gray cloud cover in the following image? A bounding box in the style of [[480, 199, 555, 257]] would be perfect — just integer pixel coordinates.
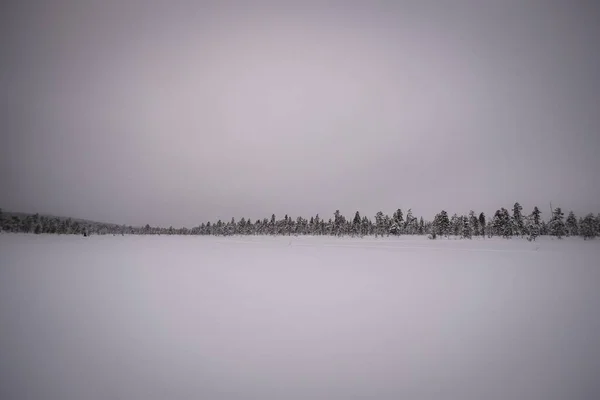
[[2, 1, 600, 226]]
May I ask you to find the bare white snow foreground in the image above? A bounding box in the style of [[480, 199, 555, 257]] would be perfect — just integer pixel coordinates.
[[1, 234, 599, 400]]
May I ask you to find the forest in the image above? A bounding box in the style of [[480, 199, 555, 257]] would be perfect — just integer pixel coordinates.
[[1, 203, 598, 240]]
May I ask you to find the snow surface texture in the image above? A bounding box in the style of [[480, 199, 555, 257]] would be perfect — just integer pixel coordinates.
[[1, 234, 599, 400]]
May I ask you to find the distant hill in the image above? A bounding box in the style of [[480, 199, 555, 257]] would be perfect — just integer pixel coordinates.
[[2, 210, 123, 227], [0, 209, 135, 235]]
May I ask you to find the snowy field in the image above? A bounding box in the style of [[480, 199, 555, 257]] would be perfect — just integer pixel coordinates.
[[1, 234, 599, 400]]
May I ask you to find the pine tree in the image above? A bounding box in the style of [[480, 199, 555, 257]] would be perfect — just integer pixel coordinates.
[[404, 209, 416, 234], [479, 212, 486, 237], [383, 215, 391, 237], [565, 211, 578, 236], [392, 209, 404, 235], [469, 211, 479, 236], [531, 206, 541, 225], [540, 220, 548, 236], [333, 210, 346, 236], [492, 208, 512, 238], [512, 202, 524, 237], [580, 214, 596, 239], [461, 215, 472, 239], [526, 206, 542, 241], [449, 214, 460, 237], [352, 211, 361, 237], [548, 207, 566, 238], [375, 212, 384, 237], [433, 210, 450, 237]]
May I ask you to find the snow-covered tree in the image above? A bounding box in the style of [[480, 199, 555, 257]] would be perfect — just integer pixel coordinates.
[[392, 209, 404, 235], [433, 210, 450, 237], [548, 207, 566, 238], [525, 206, 541, 241], [479, 212, 486, 237], [565, 211, 578, 236], [531, 206, 541, 225], [469, 211, 479, 236], [512, 202, 525, 237], [375, 212, 385, 237], [461, 215, 472, 239], [353, 211, 362, 237], [580, 214, 596, 239], [492, 208, 512, 238], [450, 213, 461, 236], [333, 210, 346, 236], [383, 215, 391, 236]]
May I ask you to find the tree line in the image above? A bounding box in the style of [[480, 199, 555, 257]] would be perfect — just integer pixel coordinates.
[[1, 204, 599, 240]]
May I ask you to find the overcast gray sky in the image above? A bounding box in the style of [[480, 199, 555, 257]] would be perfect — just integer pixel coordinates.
[[2, 1, 599, 227]]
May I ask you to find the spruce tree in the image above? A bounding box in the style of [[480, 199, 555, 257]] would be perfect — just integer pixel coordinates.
[[461, 215, 472, 239], [548, 207, 566, 238], [526, 206, 542, 241], [580, 214, 596, 239], [512, 202, 524, 237], [469, 211, 479, 236], [449, 213, 460, 236], [479, 212, 486, 237], [352, 211, 361, 237], [390, 209, 403, 235], [565, 211, 578, 236], [531, 206, 541, 225], [433, 211, 450, 237], [374, 212, 383, 237]]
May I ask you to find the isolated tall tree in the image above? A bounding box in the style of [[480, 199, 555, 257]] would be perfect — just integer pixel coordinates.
[[548, 207, 566, 238], [565, 211, 578, 236]]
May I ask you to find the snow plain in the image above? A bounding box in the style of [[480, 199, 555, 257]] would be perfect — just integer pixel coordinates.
[[1, 234, 599, 400]]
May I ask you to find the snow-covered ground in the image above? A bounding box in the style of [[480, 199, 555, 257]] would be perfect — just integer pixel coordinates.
[[1, 234, 599, 400]]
